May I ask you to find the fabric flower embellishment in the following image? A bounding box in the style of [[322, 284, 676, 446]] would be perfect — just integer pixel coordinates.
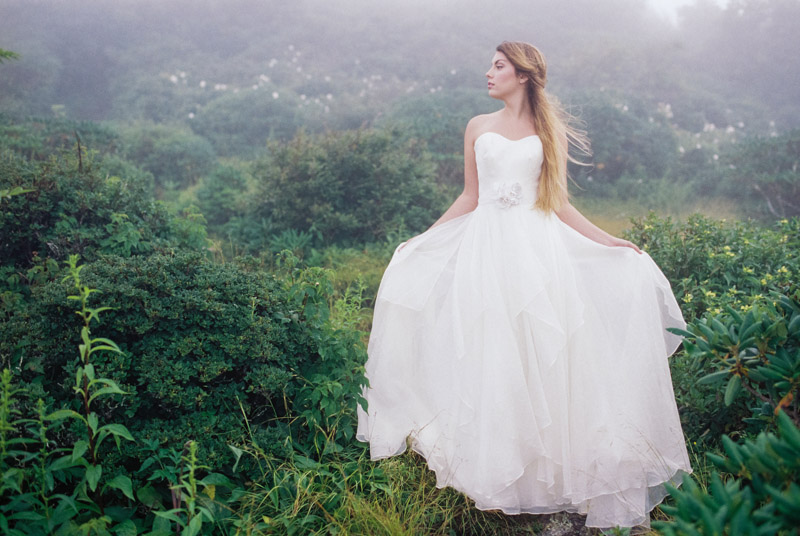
[[495, 182, 523, 208]]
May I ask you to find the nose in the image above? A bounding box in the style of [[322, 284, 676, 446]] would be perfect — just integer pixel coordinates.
[[485, 69, 491, 78]]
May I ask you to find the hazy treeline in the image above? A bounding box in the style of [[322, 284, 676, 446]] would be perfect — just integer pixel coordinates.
[[1, 0, 798, 132]]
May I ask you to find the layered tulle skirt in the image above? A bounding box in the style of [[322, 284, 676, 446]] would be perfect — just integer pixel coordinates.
[[356, 204, 691, 528]]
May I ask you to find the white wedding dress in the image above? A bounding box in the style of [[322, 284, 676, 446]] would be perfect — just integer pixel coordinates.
[[356, 131, 692, 528]]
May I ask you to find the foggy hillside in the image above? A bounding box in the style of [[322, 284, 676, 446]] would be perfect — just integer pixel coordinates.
[[1, 0, 798, 134]]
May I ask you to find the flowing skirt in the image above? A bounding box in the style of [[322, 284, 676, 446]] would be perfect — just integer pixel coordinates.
[[356, 205, 691, 528]]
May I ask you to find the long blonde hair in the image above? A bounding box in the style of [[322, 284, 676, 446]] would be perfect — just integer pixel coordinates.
[[496, 41, 590, 212]]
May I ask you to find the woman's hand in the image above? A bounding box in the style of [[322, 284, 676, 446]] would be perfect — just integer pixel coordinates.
[[607, 236, 642, 254]]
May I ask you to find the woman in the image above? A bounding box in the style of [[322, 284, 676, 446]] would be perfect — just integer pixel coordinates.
[[356, 41, 691, 530]]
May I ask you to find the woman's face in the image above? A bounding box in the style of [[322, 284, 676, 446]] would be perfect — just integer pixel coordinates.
[[486, 51, 523, 100]]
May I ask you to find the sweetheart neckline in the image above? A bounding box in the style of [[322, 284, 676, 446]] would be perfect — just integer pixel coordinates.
[[474, 131, 540, 148]]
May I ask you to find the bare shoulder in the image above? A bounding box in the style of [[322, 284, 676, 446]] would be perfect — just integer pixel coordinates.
[[465, 113, 497, 144]]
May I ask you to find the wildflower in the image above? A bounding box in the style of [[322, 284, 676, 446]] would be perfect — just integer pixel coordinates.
[[742, 267, 754, 274], [704, 290, 717, 298], [682, 293, 693, 304], [761, 278, 768, 286]]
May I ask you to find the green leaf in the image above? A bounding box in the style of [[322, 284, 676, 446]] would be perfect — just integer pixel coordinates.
[[86, 464, 103, 492], [72, 440, 89, 462], [45, 409, 83, 422], [136, 484, 162, 508], [88, 412, 99, 434], [724, 374, 742, 406], [104, 475, 135, 500], [97, 423, 135, 442], [698, 370, 730, 385], [113, 519, 137, 536], [183, 515, 202, 536]]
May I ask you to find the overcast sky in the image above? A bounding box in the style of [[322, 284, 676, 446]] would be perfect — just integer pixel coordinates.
[[647, 0, 729, 22]]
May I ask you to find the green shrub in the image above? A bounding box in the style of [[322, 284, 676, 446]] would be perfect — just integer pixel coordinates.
[[195, 164, 248, 229], [1, 250, 368, 477], [249, 128, 447, 247], [0, 149, 207, 271], [1, 257, 241, 534], [119, 122, 216, 192], [654, 411, 800, 536], [625, 214, 800, 443], [0, 116, 119, 161]]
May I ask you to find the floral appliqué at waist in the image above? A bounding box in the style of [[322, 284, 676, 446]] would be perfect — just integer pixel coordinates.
[[482, 181, 523, 208]]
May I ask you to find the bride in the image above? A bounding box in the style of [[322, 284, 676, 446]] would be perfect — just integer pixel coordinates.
[[357, 41, 692, 530]]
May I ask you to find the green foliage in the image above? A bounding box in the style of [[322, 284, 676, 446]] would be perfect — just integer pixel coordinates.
[[654, 411, 800, 536], [570, 92, 678, 189], [190, 89, 306, 157], [721, 129, 800, 218], [2, 250, 369, 476], [250, 128, 446, 247], [0, 148, 207, 270], [627, 214, 799, 443], [626, 214, 800, 320], [1, 258, 245, 534], [0, 48, 20, 63], [119, 123, 216, 192], [673, 292, 800, 430], [0, 116, 119, 161], [195, 165, 248, 229]]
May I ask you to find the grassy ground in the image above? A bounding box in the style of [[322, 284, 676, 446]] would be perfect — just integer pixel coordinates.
[[573, 195, 740, 236]]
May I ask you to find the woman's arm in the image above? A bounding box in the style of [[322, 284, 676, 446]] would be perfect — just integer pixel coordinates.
[[428, 118, 481, 228], [552, 132, 641, 253], [399, 118, 481, 249], [554, 202, 641, 253]]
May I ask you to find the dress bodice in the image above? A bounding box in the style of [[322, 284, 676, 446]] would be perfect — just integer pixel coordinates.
[[474, 132, 543, 208]]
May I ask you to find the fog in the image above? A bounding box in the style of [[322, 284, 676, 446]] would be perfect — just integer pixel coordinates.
[[1, 0, 798, 132]]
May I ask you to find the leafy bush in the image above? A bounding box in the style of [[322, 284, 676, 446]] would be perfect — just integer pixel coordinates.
[[570, 92, 678, 190], [673, 292, 800, 431], [654, 411, 800, 536], [119, 122, 216, 192], [1, 257, 240, 534], [1, 250, 368, 476], [0, 116, 120, 161], [0, 149, 207, 271], [195, 164, 248, 229], [720, 129, 800, 218], [190, 89, 305, 157], [626, 214, 799, 320], [250, 128, 446, 247], [625, 214, 800, 443]]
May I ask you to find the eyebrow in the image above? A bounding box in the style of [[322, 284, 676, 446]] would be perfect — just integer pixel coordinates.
[[494, 59, 505, 65]]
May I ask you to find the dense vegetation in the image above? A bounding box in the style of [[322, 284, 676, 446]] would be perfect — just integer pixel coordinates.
[[1, 0, 799, 533]]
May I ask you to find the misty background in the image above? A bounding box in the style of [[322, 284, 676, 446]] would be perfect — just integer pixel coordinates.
[[2, 0, 797, 127], [1, 0, 799, 224]]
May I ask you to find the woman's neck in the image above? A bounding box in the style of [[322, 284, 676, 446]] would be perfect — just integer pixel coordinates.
[[500, 92, 533, 123]]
